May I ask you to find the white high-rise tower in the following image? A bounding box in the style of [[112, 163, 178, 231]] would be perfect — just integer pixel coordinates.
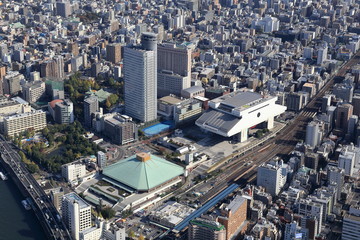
[[124, 32, 157, 122]]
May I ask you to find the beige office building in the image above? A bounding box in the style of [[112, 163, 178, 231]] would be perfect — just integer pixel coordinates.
[[3, 110, 46, 136]]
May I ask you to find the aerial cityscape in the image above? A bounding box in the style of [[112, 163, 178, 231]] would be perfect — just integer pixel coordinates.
[[0, 0, 360, 240]]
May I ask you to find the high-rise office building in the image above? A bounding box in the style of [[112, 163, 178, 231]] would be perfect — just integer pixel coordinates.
[[124, 32, 157, 122], [106, 43, 121, 64], [188, 218, 226, 240], [3, 71, 23, 95], [336, 104, 353, 132], [84, 96, 99, 127], [40, 56, 64, 80], [62, 193, 91, 240], [57, 99, 74, 124], [56, 1, 72, 18], [157, 43, 192, 97], [22, 81, 46, 103]]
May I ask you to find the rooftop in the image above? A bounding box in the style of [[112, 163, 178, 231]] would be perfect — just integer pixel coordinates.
[[190, 219, 225, 231], [102, 153, 184, 191], [63, 192, 90, 209], [159, 96, 182, 105], [212, 91, 264, 110]]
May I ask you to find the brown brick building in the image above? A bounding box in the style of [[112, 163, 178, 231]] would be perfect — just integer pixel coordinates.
[[217, 195, 247, 240]]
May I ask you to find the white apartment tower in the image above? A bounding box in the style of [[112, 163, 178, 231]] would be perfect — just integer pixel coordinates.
[[124, 32, 157, 123], [97, 151, 107, 169], [257, 158, 287, 196], [317, 45, 328, 65], [62, 193, 91, 240], [305, 121, 323, 148]]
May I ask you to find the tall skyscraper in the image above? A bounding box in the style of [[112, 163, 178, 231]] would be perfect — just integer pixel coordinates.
[[106, 43, 121, 64], [157, 43, 192, 97], [124, 32, 157, 122], [62, 193, 91, 240], [84, 96, 99, 127]]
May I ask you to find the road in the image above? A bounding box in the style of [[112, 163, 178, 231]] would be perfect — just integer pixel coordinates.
[[0, 136, 72, 240]]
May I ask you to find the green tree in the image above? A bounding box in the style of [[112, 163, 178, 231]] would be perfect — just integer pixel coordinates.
[[105, 99, 111, 109], [27, 163, 39, 174], [19, 151, 27, 162], [100, 207, 116, 219], [128, 230, 136, 240], [108, 94, 119, 105]]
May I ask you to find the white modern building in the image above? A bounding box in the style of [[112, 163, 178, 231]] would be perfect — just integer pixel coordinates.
[[305, 121, 323, 148], [124, 32, 157, 123], [327, 166, 344, 200], [338, 150, 356, 176], [196, 90, 286, 142], [62, 162, 86, 182], [62, 193, 92, 240], [297, 199, 323, 235], [48, 99, 74, 124], [257, 158, 288, 196], [97, 151, 107, 169]]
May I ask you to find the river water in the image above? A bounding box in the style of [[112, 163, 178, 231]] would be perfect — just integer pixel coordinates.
[[0, 173, 46, 240]]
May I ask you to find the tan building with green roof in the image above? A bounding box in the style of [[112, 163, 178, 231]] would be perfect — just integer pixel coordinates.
[[102, 153, 184, 193]]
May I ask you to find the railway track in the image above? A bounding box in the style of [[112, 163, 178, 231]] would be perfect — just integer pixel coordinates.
[[197, 51, 360, 205]]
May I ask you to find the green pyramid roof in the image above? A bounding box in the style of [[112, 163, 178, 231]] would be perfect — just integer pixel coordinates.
[[103, 154, 184, 191]]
